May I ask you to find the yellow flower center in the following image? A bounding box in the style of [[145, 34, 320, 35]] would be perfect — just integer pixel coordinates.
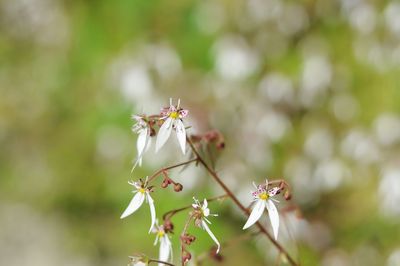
[[169, 111, 179, 119], [139, 188, 146, 194], [157, 231, 165, 237], [259, 193, 269, 200]]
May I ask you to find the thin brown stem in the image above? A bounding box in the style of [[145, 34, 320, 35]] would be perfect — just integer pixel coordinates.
[[186, 137, 299, 266], [180, 214, 194, 266], [148, 158, 198, 183], [148, 259, 175, 266]]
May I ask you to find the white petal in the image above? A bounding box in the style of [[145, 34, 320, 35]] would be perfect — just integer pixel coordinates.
[[130, 129, 149, 172], [242, 199, 265, 229], [175, 119, 186, 154], [145, 136, 152, 152], [266, 200, 280, 240], [156, 117, 173, 153], [130, 157, 141, 173], [120, 192, 145, 219], [137, 128, 148, 158], [147, 193, 156, 233], [203, 208, 210, 217], [153, 234, 159, 246], [201, 220, 220, 253], [203, 199, 208, 208], [159, 236, 172, 265]]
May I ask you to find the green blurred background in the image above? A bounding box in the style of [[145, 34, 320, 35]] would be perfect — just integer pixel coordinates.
[[1, 0, 400, 265]]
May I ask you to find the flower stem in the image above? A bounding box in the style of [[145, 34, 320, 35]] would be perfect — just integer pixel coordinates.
[[148, 259, 175, 266], [180, 214, 194, 266], [148, 158, 198, 183], [186, 137, 299, 266]]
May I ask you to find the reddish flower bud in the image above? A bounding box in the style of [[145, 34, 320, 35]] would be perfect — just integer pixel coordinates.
[[174, 183, 183, 192], [284, 190, 291, 200], [161, 180, 169, 188], [163, 220, 174, 233], [216, 141, 225, 150], [182, 252, 191, 263]]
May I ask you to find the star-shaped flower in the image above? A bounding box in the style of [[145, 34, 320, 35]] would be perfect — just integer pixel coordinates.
[[155, 98, 189, 154], [243, 180, 280, 240], [192, 198, 220, 253], [131, 115, 152, 171], [120, 177, 156, 233], [152, 220, 173, 266]]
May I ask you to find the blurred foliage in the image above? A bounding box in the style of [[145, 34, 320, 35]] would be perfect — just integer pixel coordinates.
[[1, 0, 400, 266]]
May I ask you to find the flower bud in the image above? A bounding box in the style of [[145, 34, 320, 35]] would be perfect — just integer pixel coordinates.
[[163, 220, 174, 233], [216, 141, 225, 150], [182, 252, 191, 263], [174, 183, 183, 192], [161, 181, 168, 188], [284, 190, 291, 200]]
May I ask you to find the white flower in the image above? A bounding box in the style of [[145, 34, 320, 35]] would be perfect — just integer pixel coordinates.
[[192, 198, 220, 253], [120, 177, 156, 233], [152, 221, 173, 266], [131, 115, 152, 171], [155, 98, 189, 154], [243, 180, 280, 240]]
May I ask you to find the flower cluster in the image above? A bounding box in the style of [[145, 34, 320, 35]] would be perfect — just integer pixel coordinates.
[[121, 99, 289, 265], [131, 98, 189, 171]]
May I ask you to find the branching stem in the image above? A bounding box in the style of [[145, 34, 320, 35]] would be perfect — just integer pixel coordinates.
[[186, 137, 299, 266]]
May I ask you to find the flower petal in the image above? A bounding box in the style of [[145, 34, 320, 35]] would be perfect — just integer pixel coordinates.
[[266, 200, 280, 240], [131, 129, 149, 172], [179, 109, 189, 118], [137, 128, 148, 158], [145, 136, 152, 152], [153, 234, 159, 246], [147, 193, 156, 233], [120, 192, 145, 219], [175, 119, 186, 154], [159, 236, 172, 265], [242, 199, 265, 230], [201, 220, 220, 254], [203, 199, 208, 208], [156, 117, 173, 153]]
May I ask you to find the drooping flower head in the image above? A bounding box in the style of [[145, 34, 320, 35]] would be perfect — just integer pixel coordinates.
[[120, 177, 156, 233], [192, 198, 220, 253], [152, 220, 173, 266], [243, 180, 280, 240], [156, 98, 189, 154], [131, 115, 152, 171]]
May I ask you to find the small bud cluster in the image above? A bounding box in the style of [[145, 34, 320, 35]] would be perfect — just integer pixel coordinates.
[[190, 130, 225, 150], [160, 171, 183, 192]]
